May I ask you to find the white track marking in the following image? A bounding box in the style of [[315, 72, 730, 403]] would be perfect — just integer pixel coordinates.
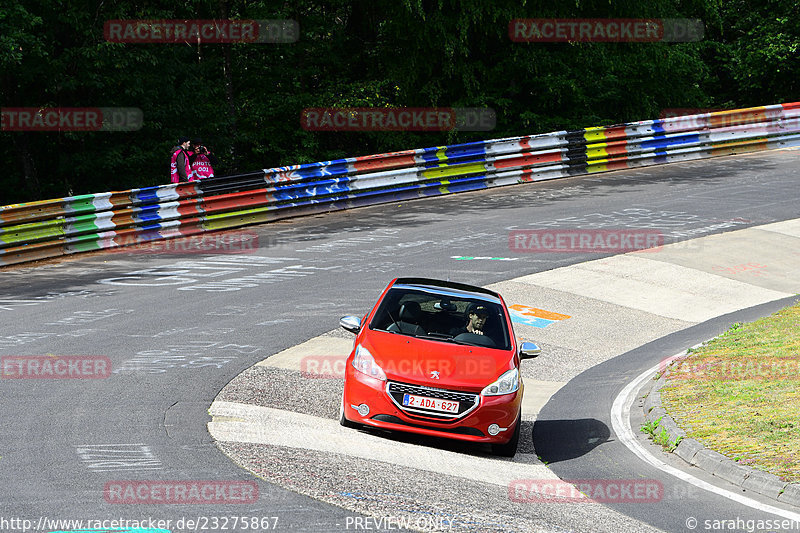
[[611, 354, 800, 521]]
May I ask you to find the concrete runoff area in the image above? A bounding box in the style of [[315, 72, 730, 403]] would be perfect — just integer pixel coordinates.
[[209, 218, 800, 531]]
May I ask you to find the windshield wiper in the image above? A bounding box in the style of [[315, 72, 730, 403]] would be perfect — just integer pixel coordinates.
[[414, 333, 473, 345]]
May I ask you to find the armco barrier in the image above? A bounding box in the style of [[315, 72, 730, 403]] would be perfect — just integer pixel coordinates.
[[2, 103, 799, 266]]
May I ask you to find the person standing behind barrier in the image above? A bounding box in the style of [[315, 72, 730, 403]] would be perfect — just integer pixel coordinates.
[[189, 144, 215, 181], [170, 137, 192, 183], [192, 137, 219, 169]]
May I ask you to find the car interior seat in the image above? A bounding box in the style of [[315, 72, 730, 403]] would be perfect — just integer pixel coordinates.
[[387, 301, 426, 336]]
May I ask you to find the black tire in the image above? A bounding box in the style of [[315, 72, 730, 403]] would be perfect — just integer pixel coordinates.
[[339, 392, 359, 429], [491, 412, 521, 457]]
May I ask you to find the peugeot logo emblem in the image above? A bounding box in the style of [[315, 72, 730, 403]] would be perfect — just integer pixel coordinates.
[[430, 370, 440, 379]]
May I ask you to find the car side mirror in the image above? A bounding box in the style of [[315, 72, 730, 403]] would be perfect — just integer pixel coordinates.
[[519, 342, 542, 359], [340, 315, 362, 334]]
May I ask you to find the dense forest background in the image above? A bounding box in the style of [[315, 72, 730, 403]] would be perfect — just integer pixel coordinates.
[[1, 0, 798, 205]]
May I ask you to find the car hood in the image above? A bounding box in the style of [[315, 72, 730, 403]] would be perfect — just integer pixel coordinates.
[[362, 330, 514, 392]]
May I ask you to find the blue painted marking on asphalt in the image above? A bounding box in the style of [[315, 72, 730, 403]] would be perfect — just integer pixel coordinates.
[[509, 310, 555, 328]]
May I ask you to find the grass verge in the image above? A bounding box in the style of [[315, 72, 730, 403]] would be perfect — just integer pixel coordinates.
[[660, 301, 800, 482]]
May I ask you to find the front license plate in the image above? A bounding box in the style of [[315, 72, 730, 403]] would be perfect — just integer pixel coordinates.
[[402, 393, 460, 413]]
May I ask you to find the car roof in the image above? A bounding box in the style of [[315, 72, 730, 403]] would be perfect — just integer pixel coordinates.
[[392, 277, 501, 299]]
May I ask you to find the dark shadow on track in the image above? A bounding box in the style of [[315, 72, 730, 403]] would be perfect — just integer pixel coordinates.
[[533, 418, 611, 463]]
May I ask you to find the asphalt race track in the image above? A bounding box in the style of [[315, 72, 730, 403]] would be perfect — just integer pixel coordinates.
[[1, 148, 799, 532]]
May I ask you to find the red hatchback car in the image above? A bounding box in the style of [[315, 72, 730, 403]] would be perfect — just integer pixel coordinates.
[[338, 277, 541, 456]]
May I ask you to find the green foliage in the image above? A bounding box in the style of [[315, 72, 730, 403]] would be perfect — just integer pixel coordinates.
[[641, 417, 682, 451], [641, 417, 663, 437], [1, 0, 796, 204], [712, 0, 800, 105]]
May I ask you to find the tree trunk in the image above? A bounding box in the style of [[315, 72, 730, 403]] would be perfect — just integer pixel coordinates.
[[12, 133, 43, 201]]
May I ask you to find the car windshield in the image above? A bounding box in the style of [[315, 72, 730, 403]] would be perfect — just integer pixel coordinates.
[[369, 286, 511, 350]]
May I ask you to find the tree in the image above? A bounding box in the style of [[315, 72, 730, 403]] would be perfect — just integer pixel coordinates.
[[1, 0, 795, 205]]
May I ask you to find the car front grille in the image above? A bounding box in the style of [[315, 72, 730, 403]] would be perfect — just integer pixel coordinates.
[[386, 381, 479, 420]]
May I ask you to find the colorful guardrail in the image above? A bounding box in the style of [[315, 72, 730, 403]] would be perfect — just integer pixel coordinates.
[[2, 102, 799, 266]]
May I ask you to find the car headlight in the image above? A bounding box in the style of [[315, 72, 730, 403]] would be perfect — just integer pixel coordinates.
[[352, 345, 387, 381], [482, 368, 519, 396]]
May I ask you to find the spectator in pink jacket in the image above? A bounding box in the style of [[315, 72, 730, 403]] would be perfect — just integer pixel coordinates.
[[189, 142, 215, 181], [169, 137, 192, 183]]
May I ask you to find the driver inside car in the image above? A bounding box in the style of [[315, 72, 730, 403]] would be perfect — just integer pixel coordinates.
[[451, 303, 490, 336]]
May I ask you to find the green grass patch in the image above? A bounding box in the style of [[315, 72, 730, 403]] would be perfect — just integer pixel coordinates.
[[640, 417, 683, 452], [641, 417, 662, 437], [661, 302, 800, 482]]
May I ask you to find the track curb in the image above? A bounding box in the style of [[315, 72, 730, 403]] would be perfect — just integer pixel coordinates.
[[640, 353, 800, 507]]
